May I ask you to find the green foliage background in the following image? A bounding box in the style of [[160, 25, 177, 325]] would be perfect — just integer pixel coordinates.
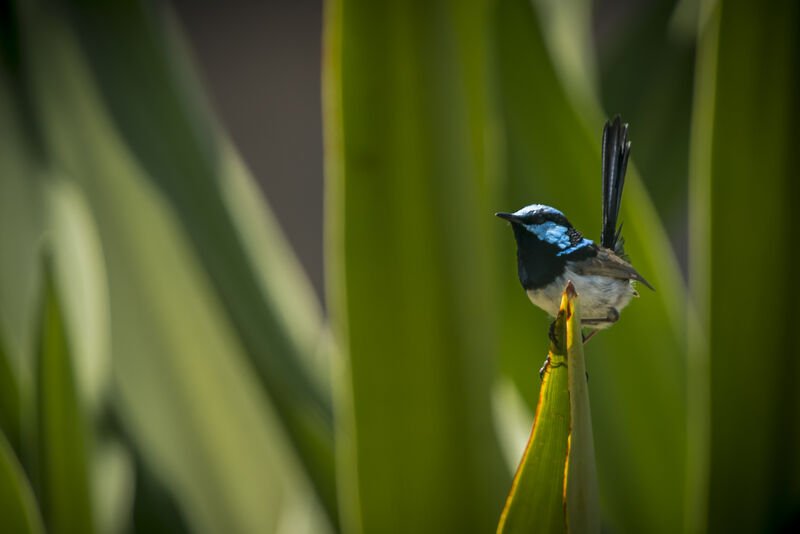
[[0, 0, 798, 533]]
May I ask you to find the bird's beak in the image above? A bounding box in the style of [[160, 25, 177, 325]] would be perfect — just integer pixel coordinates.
[[495, 212, 521, 224]]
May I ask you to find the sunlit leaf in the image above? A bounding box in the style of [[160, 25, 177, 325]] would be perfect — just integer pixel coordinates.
[[36, 263, 95, 534], [497, 293, 570, 534], [563, 285, 599, 534], [497, 283, 599, 534]]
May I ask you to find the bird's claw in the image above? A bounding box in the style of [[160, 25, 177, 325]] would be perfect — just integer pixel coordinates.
[[539, 354, 565, 380]]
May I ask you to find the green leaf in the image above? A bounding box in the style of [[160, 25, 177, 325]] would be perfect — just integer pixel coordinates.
[[497, 284, 599, 534], [563, 286, 599, 534], [36, 262, 95, 534], [0, 61, 46, 431], [688, 1, 800, 532], [46, 0, 336, 518], [497, 293, 570, 534], [324, 0, 508, 531], [16, 4, 334, 532], [0, 331, 21, 453], [494, 1, 687, 531], [0, 430, 44, 534]]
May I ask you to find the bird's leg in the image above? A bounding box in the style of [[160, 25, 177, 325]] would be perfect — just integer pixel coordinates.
[[541, 319, 566, 379], [548, 320, 558, 346], [539, 354, 565, 380], [581, 307, 620, 327], [582, 329, 600, 344]]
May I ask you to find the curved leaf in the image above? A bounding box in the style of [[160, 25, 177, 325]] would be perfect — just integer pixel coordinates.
[[45, 0, 336, 517], [498, 283, 599, 534], [17, 4, 334, 532], [36, 263, 95, 534], [0, 332, 21, 453], [497, 292, 570, 534], [0, 430, 44, 534]]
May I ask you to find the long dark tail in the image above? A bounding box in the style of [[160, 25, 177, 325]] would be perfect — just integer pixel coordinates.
[[601, 115, 631, 255]]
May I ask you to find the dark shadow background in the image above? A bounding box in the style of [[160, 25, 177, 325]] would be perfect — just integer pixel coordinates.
[[172, 0, 327, 300]]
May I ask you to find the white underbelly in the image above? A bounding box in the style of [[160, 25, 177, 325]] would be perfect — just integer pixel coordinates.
[[525, 270, 636, 328]]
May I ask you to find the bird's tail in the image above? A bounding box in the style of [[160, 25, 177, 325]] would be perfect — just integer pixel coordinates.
[[601, 115, 631, 256]]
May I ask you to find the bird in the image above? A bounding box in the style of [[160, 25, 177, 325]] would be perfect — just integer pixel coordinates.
[[496, 116, 653, 359]]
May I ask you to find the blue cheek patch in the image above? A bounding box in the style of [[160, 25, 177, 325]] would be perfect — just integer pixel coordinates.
[[557, 239, 593, 256], [525, 221, 593, 256]]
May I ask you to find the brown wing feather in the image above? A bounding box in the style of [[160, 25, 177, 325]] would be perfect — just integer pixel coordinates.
[[572, 247, 654, 290]]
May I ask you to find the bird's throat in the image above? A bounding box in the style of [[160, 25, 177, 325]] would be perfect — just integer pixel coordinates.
[[513, 225, 565, 290]]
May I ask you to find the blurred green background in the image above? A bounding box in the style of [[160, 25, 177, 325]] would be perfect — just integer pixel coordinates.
[[0, 0, 798, 533]]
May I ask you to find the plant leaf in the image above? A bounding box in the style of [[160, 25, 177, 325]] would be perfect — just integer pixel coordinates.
[[0, 430, 44, 534], [563, 285, 600, 534], [324, 0, 508, 531], [688, 1, 800, 531], [46, 0, 337, 517], [36, 262, 95, 534], [497, 283, 600, 534], [497, 293, 570, 534], [0, 331, 21, 453], [15, 4, 334, 532]]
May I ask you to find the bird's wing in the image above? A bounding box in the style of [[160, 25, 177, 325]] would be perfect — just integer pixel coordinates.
[[570, 247, 654, 290], [601, 116, 631, 256]]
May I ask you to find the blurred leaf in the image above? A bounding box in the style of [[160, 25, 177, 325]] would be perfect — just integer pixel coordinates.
[[532, 0, 601, 115], [45, 177, 111, 415], [688, 1, 800, 532], [0, 331, 21, 453], [91, 438, 135, 534], [15, 3, 334, 533], [497, 294, 570, 534], [324, 0, 508, 531], [0, 64, 46, 408], [493, 0, 687, 532], [48, 0, 336, 517], [36, 263, 95, 534], [0, 430, 44, 534]]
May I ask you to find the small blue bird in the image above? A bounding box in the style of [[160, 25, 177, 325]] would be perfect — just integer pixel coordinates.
[[496, 116, 653, 355]]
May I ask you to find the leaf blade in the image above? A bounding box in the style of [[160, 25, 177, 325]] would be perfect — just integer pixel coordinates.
[[36, 263, 95, 534], [324, 0, 508, 531], [0, 430, 45, 534], [564, 287, 600, 534], [497, 294, 570, 534]]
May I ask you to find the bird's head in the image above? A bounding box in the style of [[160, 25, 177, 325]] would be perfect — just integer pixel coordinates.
[[495, 204, 593, 258]]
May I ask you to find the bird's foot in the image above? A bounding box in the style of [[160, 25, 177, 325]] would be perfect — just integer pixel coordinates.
[[539, 354, 565, 380], [582, 329, 600, 344]]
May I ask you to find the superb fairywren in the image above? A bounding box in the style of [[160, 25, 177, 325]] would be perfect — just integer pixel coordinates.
[[497, 116, 653, 348]]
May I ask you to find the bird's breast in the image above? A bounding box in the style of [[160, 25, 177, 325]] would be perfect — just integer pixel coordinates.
[[526, 269, 636, 326]]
